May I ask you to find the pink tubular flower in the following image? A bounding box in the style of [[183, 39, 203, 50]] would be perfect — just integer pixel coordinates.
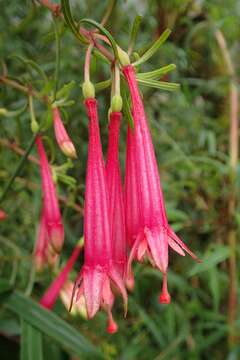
[[105, 111, 127, 279], [36, 135, 64, 253], [123, 64, 198, 303], [52, 107, 77, 159], [72, 98, 127, 323], [34, 209, 48, 272], [40, 242, 82, 309], [0, 209, 7, 221]]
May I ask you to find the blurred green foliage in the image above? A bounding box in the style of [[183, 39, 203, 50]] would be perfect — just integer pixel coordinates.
[[0, 0, 240, 359]]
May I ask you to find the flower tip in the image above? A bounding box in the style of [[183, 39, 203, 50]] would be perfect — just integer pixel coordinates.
[[107, 313, 118, 334], [159, 273, 171, 304], [0, 209, 7, 221], [159, 292, 171, 304], [49, 224, 64, 253], [61, 141, 77, 159], [125, 272, 135, 292], [34, 256, 45, 273]]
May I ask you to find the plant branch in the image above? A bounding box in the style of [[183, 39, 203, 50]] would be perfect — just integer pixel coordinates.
[[0, 134, 38, 204], [215, 29, 239, 347]]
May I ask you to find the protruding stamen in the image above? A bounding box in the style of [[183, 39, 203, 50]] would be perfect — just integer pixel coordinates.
[[159, 273, 171, 304], [106, 310, 118, 334]]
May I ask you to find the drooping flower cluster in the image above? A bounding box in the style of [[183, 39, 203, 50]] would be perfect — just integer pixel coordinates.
[[33, 28, 199, 334]]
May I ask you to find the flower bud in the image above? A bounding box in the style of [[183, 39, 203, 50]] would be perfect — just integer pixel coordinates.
[[117, 46, 130, 66], [82, 81, 95, 99], [52, 107, 77, 159], [111, 95, 123, 112]]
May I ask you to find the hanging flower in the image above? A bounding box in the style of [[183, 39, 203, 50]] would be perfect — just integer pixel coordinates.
[[52, 107, 77, 159], [36, 135, 64, 253], [105, 111, 127, 279], [34, 209, 48, 272], [123, 64, 199, 303], [0, 209, 7, 221], [71, 96, 127, 327], [40, 241, 82, 309]]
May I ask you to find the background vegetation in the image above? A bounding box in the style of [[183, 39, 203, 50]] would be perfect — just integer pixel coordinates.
[[0, 0, 239, 359]]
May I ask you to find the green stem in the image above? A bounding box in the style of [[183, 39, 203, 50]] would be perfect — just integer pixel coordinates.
[[53, 15, 61, 101], [101, 0, 116, 26], [0, 133, 38, 204]]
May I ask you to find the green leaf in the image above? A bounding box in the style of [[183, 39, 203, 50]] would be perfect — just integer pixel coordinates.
[[21, 320, 43, 360], [133, 28, 171, 66], [56, 81, 76, 100], [95, 79, 111, 92], [61, 0, 87, 44], [5, 291, 102, 358], [79, 18, 118, 61], [137, 64, 176, 80], [137, 78, 180, 91], [128, 15, 142, 54], [0, 279, 12, 294], [188, 245, 230, 277], [10, 55, 48, 85], [0, 102, 28, 118]]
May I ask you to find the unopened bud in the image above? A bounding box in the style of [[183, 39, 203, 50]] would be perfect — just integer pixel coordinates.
[[31, 120, 39, 133], [0, 108, 8, 116], [117, 46, 130, 66], [82, 81, 95, 99], [111, 95, 123, 112]]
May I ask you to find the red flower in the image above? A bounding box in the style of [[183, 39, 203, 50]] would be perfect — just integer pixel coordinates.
[[36, 135, 64, 253], [72, 98, 127, 324], [106, 111, 127, 279], [123, 65, 198, 303], [52, 107, 77, 159], [40, 242, 82, 309]]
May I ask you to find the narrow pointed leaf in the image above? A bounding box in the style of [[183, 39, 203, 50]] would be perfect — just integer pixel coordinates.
[[133, 28, 171, 66], [21, 320, 43, 360], [137, 64, 176, 80], [128, 15, 142, 54], [137, 78, 180, 91], [5, 291, 102, 358], [61, 0, 87, 44], [95, 79, 111, 92]]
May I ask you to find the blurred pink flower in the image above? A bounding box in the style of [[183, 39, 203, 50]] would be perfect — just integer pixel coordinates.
[[123, 64, 198, 303], [40, 242, 82, 309], [34, 209, 48, 272], [0, 209, 7, 221], [36, 135, 64, 253], [52, 107, 77, 159]]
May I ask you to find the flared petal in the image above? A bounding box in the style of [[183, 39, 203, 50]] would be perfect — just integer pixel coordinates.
[[145, 227, 168, 273], [167, 227, 199, 261], [109, 266, 128, 317], [83, 266, 106, 319], [168, 236, 185, 256]]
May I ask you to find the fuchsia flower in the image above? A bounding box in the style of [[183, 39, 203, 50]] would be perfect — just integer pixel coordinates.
[[34, 209, 48, 272], [0, 209, 7, 221], [123, 64, 199, 303], [105, 111, 127, 279], [36, 135, 64, 253], [40, 242, 82, 309], [52, 107, 77, 159], [72, 98, 127, 328]]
